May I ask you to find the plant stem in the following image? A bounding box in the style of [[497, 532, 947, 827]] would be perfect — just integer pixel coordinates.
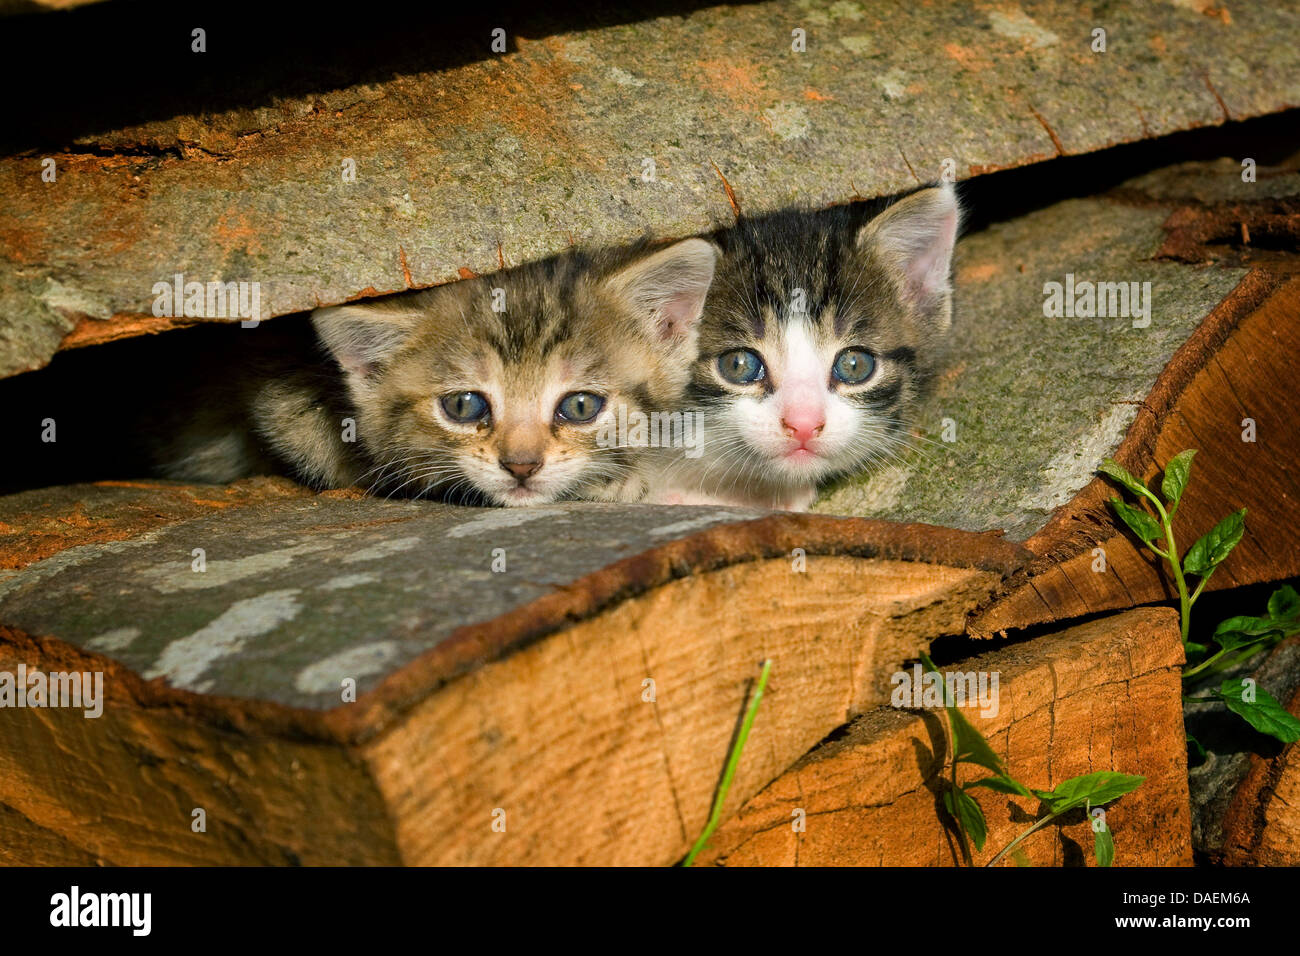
[[985, 809, 1065, 868], [1182, 649, 1228, 680], [921, 652, 976, 866], [950, 740, 973, 867], [1184, 641, 1279, 682], [1189, 576, 1209, 607], [1140, 489, 1191, 646], [681, 659, 772, 867]]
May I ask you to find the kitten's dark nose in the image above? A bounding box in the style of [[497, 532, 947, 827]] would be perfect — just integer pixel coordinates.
[[500, 459, 542, 481]]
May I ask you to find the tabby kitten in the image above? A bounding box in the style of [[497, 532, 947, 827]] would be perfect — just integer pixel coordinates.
[[647, 184, 960, 511], [1, 240, 717, 504], [251, 238, 718, 505]]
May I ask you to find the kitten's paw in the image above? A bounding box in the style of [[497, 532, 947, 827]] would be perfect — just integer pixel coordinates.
[[582, 475, 649, 503]]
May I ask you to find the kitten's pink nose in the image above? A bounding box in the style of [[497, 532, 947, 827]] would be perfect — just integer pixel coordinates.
[[781, 409, 825, 447], [500, 460, 541, 481]]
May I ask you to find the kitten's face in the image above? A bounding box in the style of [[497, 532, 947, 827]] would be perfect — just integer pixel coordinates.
[[313, 240, 717, 506], [416, 346, 623, 507], [377, 312, 654, 506], [698, 314, 922, 488], [691, 185, 959, 495]]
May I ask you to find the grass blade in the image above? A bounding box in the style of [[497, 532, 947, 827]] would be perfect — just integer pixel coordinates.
[[681, 659, 772, 866]]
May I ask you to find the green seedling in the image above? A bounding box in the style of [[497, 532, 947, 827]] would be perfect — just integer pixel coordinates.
[[1100, 452, 1300, 745], [1098, 450, 1243, 647], [921, 653, 1142, 867]]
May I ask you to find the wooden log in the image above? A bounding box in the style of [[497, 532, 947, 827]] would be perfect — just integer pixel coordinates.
[[695, 607, 1191, 867], [970, 273, 1300, 637], [5, 153, 1296, 646], [0, 486, 1025, 865]]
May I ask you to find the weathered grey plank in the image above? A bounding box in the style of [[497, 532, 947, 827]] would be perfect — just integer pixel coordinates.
[[2, 0, 1297, 375], [0, 481, 1030, 720], [0, 496, 756, 708]]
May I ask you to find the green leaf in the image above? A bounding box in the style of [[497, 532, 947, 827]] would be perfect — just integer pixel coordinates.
[[1219, 679, 1300, 744], [920, 651, 1004, 774], [1268, 585, 1300, 623], [1098, 459, 1148, 498], [1215, 630, 1280, 655], [1032, 771, 1146, 815], [1212, 612, 1286, 653], [947, 705, 1004, 774], [1183, 509, 1247, 577], [944, 786, 988, 852], [1186, 733, 1206, 764], [1109, 498, 1161, 545], [965, 774, 1035, 798], [1184, 640, 1209, 659], [1209, 588, 1300, 656], [1094, 820, 1115, 868], [1215, 614, 1283, 639], [1160, 449, 1196, 513]]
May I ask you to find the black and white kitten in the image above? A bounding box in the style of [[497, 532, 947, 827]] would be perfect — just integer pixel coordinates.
[[647, 183, 960, 511]]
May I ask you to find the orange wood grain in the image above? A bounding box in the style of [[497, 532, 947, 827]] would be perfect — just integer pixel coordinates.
[[972, 273, 1300, 637]]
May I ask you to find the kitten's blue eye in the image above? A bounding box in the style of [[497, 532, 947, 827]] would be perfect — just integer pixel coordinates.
[[832, 348, 876, 384], [718, 349, 765, 385], [440, 391, 490, 422], [556, 392, 605, 423]]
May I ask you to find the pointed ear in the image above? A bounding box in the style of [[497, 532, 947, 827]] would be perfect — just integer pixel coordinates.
[[857, 183, 961, 319], [603, 238, 719, 346], [311, 302, 423, 391]]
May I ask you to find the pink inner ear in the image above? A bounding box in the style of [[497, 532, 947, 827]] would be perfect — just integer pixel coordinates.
[[656, 291, 704, 340], [343, 355, 375, 380], [332, 340, 382, 383], [902, 209, 959, 305]]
